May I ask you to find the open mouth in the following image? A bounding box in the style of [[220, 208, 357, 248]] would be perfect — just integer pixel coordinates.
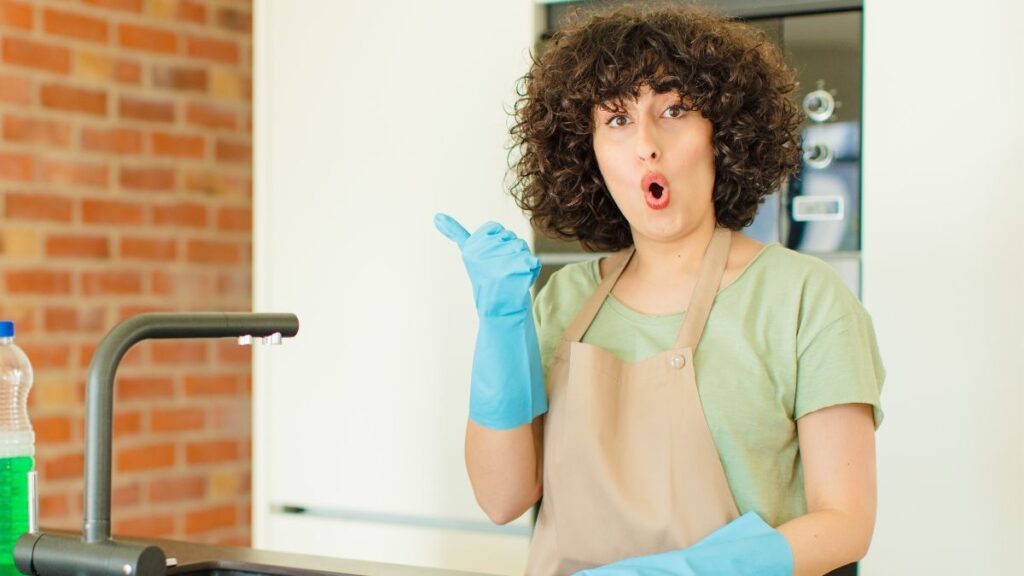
[[641, 173, 670, 210]]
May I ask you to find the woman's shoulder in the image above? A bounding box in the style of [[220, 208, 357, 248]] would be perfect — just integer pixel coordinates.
[[536, 256, 601, 305], [738, 243, 870, 331], [533, 255, 604, 329], [738, 243, 854, 293]]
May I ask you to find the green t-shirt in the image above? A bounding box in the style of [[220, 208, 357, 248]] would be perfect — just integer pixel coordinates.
[[532, 243, 885, 527]]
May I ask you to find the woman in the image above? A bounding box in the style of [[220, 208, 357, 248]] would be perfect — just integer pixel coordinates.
[[436, 5, 884, 576]]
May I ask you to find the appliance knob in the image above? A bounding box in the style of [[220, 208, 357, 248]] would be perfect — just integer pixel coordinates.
[[803, 143, 834, 169], [803, 88, 836, 122]]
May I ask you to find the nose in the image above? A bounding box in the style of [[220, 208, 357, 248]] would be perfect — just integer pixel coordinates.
[[635, 117, 661, 162]]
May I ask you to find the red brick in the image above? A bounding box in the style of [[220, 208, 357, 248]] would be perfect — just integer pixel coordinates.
[[112, 483, 141, 507], [119, 96, 174, 122], [151, 407, 204, 432], [0, 1, 33, 30], [43, 307, 78, 331], [82, 199, 144, 224], [121, 236, 176, 261], [44, 8, 108, 43], [150, 476, 205, 503], [215, 206, 251, 232], [114, 514, 175, 539], [5, 270, 71, 294], [39, 493, 69, 519], [215, 140, 250, 164], [120, 167, 175, 191], [151, 341, 206, 364], [40, 84, 107, 116], [82, 127, 142, 154], [114, 410, 142, 435], [46, 234, 109, 259], [153, 202, 206, 228], [81, 270, 142, 295], [184, 374, 237, 397], [44, 306, 105, 332], [150, 270, 174, 295], [179, 1, 205, 24], [186, 102, 236, 130], [208, 405, 246, 434], [34, 415, 73, 443], [186, 440, 238, 465], [82, 0, 142, 13], [152, 132, 206, 159], [2, 37, 70, 74], [0, 151, 33, 181], [0, 73, 31, 105], [216, 340, 250, 364], [185, 505, 236, 535], [39, 160, 108, 188], [118, 23, 177, 54], [187, 239, 239, 264], [19, 343, 71, 369], [43, 452, 82, 480], [116, 443, 175, 472], [115, 59, 141, 84], [186, 35, 238, 64], [116, 377, 174, 401], [5, 192, 73, 222], [216, 8, 251, 33], [216, 273, 249, 297], [153, 66, 207, 92], [3, 115, 73, 147]]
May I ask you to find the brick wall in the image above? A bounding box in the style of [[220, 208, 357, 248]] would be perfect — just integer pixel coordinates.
[[0, 0, 254, 545]]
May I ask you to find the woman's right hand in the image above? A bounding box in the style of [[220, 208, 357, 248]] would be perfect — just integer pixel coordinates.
[[434, 213, 541, 318]]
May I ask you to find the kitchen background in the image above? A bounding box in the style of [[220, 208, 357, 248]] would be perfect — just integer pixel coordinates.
[[3, 0, 1023, 575], [0, 0, 254, 546]]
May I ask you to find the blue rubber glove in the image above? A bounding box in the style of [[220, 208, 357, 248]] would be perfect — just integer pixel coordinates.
[[574, 512, 794, 576], [434, 213, 547, 430]]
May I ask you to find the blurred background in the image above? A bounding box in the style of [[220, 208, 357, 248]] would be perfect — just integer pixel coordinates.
[[1, 0, 1022, 574], [0, 0, 254, 546]]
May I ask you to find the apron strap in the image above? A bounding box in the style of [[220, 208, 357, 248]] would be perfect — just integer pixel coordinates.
[[673, 227, 732, 350], [562, 247, 635, 343]]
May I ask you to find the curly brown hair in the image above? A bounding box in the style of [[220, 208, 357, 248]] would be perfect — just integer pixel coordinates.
[[509, 4, 803, 251]]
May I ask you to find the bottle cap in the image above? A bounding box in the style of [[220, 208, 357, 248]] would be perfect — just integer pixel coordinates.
[[0, 321, 14, 337]]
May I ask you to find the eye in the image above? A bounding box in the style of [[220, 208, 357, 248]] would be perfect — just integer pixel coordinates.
[[662, 104, 686, 119], [606, 114, 630, 128]]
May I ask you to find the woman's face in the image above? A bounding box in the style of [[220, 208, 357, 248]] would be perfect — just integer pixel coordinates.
[[592, 85, 717, 244]]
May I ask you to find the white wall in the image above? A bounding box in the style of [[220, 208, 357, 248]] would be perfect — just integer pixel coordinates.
[[253, 0, 537, 574], [861, 1, 1024, 573]]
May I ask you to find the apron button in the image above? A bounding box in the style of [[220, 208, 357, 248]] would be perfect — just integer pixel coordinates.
[[670, 354, 686, 369]]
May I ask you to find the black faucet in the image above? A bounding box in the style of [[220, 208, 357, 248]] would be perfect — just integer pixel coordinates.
[[14, 312, 300, 576]]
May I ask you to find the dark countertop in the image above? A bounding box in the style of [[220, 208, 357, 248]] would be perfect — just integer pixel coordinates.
[[4, 531, 496, 576]]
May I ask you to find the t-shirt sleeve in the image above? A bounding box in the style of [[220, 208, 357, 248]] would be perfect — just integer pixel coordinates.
[[795, 308, 886, 428]]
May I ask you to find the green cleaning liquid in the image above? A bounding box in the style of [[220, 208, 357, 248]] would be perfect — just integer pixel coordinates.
[[0, 456, 32, 565]]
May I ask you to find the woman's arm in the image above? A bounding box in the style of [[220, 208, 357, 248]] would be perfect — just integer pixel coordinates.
[[465, 416, 544, 525], [777, 403, 877, 575]]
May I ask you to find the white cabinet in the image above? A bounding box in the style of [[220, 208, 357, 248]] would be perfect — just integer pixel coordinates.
[[253, 1, 538, 573]]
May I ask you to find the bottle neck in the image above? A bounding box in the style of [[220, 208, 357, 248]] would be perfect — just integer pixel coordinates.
[[0, 336, 12, 345]]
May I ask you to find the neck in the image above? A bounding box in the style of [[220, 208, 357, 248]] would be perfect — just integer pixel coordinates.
[[627, 219, 719, 282]]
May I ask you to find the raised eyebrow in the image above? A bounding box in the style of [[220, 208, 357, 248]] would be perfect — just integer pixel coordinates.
[[596, 98, 631, 113]]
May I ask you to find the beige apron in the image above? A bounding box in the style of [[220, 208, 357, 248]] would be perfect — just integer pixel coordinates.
[[525, 227, 740, 576]]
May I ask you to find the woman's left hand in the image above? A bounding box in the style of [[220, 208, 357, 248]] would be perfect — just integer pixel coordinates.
[[573, 512, 793, 576]]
